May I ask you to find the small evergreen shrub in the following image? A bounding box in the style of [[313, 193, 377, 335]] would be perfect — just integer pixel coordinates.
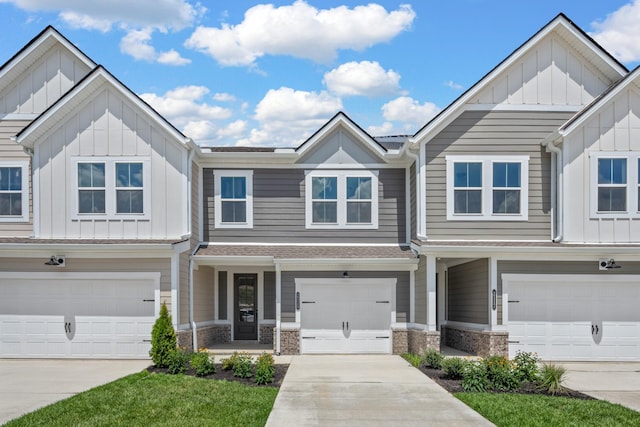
[[441, 357, 467, 380], [254, 352, 275, 385], [232, 352, 254, 378], [461, 361, 489, 392], [149, 303, 177, 368], [423, 349, 444, 369], [401, 352, 422, 368], [537, 363, 567, 395], [221, 352, 240, 371], [513, 351, 540, 383], [167, 347, 189, 375], [190, 348, 215, 377], [484, 355, 520, 391]]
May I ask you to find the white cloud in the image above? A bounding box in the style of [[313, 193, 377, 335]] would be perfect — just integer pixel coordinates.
[[237, 87, 342, 146], [381, 96, 440, 127], [324, 61, 401, 97], [185, 1, 415, 66], [591, 0, 640, 63], [212, 93, 237, 102], [444, 80, 463, 90], [3, 0, 204, 31], [366, 121, 395, 136], [120, 28, 190, 65]]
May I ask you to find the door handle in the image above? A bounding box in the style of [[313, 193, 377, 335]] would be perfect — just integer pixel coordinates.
[[342, 321, 345, 330], [591, 325, 594, 335], [346, 321, 349, 330], [595, 325, 599, 335]]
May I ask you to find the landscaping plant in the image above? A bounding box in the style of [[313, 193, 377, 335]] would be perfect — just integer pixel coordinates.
[[401, 352, 423, 368], [513, 350, 540, 383], [167, 347, 189, 375], [190, 348, 215, 377], [233, 352, 254, 378], [461, 361, 488, 392], [221, 352, 240, 371], [441, 357, 467, 380], [423, 348, 444, 369], [149, 303, 177, 368], [483, 355, 520, 391], [537, 363, 567, 395], [254, 352, 275, 385]]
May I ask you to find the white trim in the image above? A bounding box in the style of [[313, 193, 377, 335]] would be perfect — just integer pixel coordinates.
[[171, 252, 180, 328], [0, 113, 40, 120], [465, 104, 582, 112], [70, 157, 151, 220], [33, 150, 40, 236], [443, 320, 490, 331], [409, 268, 415, 324], [445, 155, 529, 221], [489, 257, 498, 329], [589, 152, 640, 219], [418, 143, 427, 239], [426, 255, 436, 331], [201, 241, 405, 247], [213, 170, 253, 229], [304, 170, 379, 229], [0, 160, 29, 223]]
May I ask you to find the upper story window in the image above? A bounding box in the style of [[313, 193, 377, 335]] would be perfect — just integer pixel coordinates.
[[305, 170, 378, 229], [214, 170, 253, 228], [590, 152, 639, 218], [446, 155, 529, 221], [72, 158, 150, 220], [0, 161, 29, 222]]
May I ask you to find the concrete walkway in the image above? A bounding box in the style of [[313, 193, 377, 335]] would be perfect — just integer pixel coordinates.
[[562, 362, 640, 413], [0, 359, 150, 425], [266, 355, 494, 427]]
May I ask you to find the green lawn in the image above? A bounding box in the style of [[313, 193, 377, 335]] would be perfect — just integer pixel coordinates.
[[456, 392, 640, 427], [5, 371, 278, 427]]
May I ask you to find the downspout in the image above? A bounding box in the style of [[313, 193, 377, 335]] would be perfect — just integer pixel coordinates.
[[186, 145, 198, 351], [404, 145, 421, 241], [544, 140, 563, 242]]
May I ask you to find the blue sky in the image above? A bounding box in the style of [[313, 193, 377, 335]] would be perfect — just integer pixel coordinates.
[[0, 0, 638, 147]]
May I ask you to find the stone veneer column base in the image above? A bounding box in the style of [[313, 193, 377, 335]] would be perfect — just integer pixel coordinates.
[[260, 324, 274, 345], [175, 325, 232, 352], [442, 326, 508, 358], [392, 328, 440, 354], [275, 328, 300, 355]]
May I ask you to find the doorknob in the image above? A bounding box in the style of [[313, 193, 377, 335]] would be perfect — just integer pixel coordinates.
[[342, 321, 345, 330]]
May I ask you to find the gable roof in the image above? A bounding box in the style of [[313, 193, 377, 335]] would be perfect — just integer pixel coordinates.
[[0, 26, 96, 89], [295, 111, 388, 158], [410, 13, 628, 146], [15, 65, 191, 149]]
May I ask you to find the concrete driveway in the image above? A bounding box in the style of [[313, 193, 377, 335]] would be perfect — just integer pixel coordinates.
[[0, 359, 150, 424], [562, 362, 640, 413], [266, 355, 494, 427]]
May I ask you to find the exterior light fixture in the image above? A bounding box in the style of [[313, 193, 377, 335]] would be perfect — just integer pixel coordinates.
[[45, 255, 65, 267], [599, 258, 621, 270], [343, 271, 349, 278]]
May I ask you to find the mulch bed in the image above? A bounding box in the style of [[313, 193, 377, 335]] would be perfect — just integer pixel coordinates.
[[419, 366, 594, 399], [146, 363, 289, 388]]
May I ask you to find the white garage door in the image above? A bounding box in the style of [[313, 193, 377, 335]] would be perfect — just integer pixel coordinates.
[[504, 274, 640, 361], [297, 278, 395, 354], [0, 272, 159, 359]]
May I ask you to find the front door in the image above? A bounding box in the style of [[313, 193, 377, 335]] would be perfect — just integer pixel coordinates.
[[234, 274, 258, 340]]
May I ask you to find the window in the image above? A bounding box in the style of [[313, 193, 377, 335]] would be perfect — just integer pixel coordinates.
[[589, 153, 640, 218], [73, 158, 150, 219], [214, 170, 253, 228], [446, 156, 529, 221], [0, 161, 29, 222], [305, 170, 378, 229]]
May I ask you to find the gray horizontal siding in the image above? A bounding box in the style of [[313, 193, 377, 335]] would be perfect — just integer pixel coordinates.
[[281, 271, 410, 323], [410, 162, 416, 241], [203, 168, 406, 243], [447, 258, 488, 324], [415, 256, 426, 324], [218, 271, 227, 320], [263, 271, 276, 320], [425, 110, 574, 240]]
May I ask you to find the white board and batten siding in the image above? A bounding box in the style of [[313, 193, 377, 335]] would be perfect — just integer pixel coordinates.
[[35, 85, 189, 239]]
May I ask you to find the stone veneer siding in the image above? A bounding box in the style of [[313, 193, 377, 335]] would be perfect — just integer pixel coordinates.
[[277, 328, 300, 355], [260, 324, 274, 345], [175, 325, 232, 352], [442, 325, 508, 358], [407, 329, 440, 354]]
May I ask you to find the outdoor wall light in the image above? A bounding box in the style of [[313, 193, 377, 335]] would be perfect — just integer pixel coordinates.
[[45, 255, 65, 267], [599, 258, 621, 270], [343, 271, 349, 278]]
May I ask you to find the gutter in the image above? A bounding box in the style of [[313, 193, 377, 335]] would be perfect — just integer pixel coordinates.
[[543, 137, 563, 242], [404, 147, 425, 241], [188, 244, 200, 351]]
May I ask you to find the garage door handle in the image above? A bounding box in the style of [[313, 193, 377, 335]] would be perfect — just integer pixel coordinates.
[[301, 301, 315, 304], [508, 300, 520, 303], [508, 340, 520, 344], [346, 321, 349, 330], [376, 301, 389, 304], [302, 337, 316, 339], [142, 299, 155, 302], [342, 321, 345, 330]]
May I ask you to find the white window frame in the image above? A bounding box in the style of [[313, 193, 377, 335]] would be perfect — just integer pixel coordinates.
[[214, 170, 253, 229], [71, 157, 151, 220], [305, 170, 379, 229], [0, 160, 29, 222], [445, 155, 529, 221], [589, 152, 640, 219]]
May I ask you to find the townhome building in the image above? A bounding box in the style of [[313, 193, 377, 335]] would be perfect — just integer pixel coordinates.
[[0, 14, 638, 361]]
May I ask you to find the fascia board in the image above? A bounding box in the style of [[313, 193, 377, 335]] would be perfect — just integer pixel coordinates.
[[0, 243, 180, 258], [193, 256, 275, 267], [417, 244, 640, 258]]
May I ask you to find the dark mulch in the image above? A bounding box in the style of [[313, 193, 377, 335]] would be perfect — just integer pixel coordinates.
[[146, 363, 289, 388], [419, 366, 595, 400]]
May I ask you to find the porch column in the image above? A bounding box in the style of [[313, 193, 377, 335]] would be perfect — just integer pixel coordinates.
[[426, 254, 436, 331], [409, 268, 415, 324], [275, 263, 282, 355], [489, 257, 498, 329], [171, 252, 180, 328]]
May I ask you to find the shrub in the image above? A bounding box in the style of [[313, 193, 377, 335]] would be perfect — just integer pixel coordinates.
[[254, 352, 275, 385], [401, 352, 422, 368], [149, 303, 177, 368], [513, 351, 540, 383], [190, 348, 215, 377], [167, 347, 189, 375], [233, 352, 254, 378], [537, 363, 567, 395], [441, 357, 467, 380], [423, 349, 444, 369], [221, 352, 240, 371], [461, 361, 488, 392], [484, 355, 520, 391]]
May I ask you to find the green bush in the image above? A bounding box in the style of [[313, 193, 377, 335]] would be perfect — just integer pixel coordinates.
[[513, 351, 540, 383], [441, 357, 467, 380], [190, 349, 215, 377], [484, 355, 520, 391], [423, 349, 444, 369], [537, 363, 567, 395], [233, 352, 254, 378], [254, 352, 275, 385], [461, 361, 488, 392], [221, 352, 240, 371], [401, 352, 422, 368], [149, 303, 177, 368], [167, 348, 189, 375]]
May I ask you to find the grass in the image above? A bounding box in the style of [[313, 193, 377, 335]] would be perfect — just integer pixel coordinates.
[[456, 392, 640, 427], [5, 371, 278, 427]]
